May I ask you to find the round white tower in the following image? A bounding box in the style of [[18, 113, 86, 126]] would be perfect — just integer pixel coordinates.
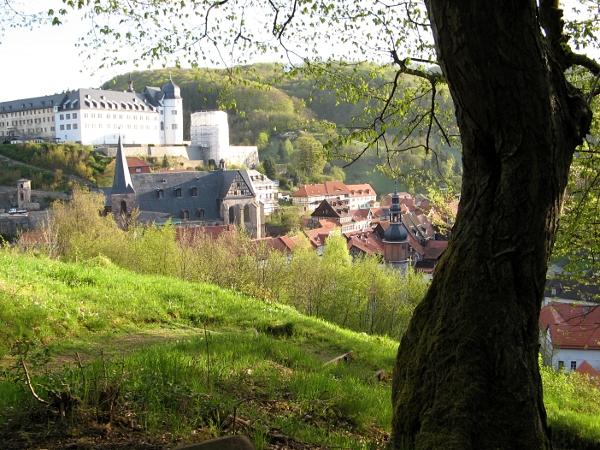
[[160, 75, 183, 145]]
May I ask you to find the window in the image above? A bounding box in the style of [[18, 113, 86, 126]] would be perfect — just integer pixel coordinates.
[[558, 361, 565, 371], [156, 189, 164, 199], [190, 187, 198, 197], [175, 188, 182, 198], [60, 124, 64, 130], [73, 124, 78, 130], [73, 113, 78, 119], [59, 114, 64, 120], [172, 109, 177, 115], [66, 113, 71, 119], [66, 124, 71, 130], [172, 124, 178, 130], [570, 361, 577, 371], [196, 208, 205, 219], [181, 209, 189, 220]]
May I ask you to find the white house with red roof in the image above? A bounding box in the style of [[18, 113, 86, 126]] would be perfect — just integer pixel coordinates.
[[539, 302, 600, 377], [292, 181, 376, 212]]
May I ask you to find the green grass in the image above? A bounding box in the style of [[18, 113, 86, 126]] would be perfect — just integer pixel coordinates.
[[0, 250, 599, 449]]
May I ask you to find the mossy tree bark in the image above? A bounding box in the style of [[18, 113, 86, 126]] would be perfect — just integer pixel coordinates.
[[391, 2, 592, 449]]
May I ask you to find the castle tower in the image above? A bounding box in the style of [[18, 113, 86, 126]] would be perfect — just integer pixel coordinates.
[[110, 137, 136, 220], [160, 74, 184, 145], [190, 110, 229, 164], [383, 189, 410, 267], [17, 179, 31, 209]]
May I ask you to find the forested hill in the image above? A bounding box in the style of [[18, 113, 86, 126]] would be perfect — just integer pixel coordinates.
[[103, 63, 375, 143], [103, 63, 462, 194]]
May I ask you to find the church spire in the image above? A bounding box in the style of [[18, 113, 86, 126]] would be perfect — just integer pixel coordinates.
[[112, 136, 135, 194], [128, 74, 134, 92]]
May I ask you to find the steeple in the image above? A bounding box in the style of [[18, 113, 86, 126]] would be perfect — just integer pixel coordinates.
[[128, 74, 135, 92], [384, 188, 407, 242], [112, 136, 135, 194]]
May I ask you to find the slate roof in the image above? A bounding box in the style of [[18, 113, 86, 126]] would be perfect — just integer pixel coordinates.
[[107, 168, 254, 221], [112, 138, 135, 194], [0, 93, 66, 113], [57, 88, 158, 112]]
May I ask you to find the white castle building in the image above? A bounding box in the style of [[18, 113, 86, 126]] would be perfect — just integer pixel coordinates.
[[0, 77, 184, 146]]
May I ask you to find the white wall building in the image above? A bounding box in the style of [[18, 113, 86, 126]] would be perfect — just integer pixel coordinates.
[[1, 77, 184, 146], [243, 169, 279, 215], [539, 302, 600, 375]]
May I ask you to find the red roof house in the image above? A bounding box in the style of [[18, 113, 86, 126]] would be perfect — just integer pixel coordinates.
[[539, 302, 600, 374]]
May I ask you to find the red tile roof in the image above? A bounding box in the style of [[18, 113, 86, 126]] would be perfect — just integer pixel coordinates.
[[576, 360, 600, 378], [126, 157, 150, 168], [176, 225, 236, 243], [292, 181, 349, 197], [255, 235, 301, 253], [540, 303, 600, 350], [347, 183, 376, 197], [346, 231, 384, 256]]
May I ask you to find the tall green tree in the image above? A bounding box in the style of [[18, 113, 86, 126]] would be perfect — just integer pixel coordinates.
[[292, 133, 327, 183]]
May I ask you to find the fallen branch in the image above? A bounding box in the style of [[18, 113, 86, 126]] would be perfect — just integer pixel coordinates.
[[20, 359, 49, 405], [323, 351, 354, 366]]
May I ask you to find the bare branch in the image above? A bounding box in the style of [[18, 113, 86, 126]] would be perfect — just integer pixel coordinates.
[[21, 359, 49, 405]]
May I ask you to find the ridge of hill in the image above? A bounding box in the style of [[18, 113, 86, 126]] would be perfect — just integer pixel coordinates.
[[1, 250, 598, 449], [103, 64, 462, 195]]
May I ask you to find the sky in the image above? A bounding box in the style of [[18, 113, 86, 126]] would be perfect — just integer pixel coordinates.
[[0, 3, 139, 101], [0, 0, 597, 103]]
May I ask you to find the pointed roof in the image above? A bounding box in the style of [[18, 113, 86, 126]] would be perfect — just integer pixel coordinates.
[[112, 137, 135, 194]]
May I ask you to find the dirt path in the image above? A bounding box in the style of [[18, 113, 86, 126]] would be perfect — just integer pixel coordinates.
[[0, 327, 205, 372]]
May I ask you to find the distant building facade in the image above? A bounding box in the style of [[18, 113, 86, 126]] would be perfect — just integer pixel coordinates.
[[292, 181, 377, 213], [0, 77, 184, 146], [245, 169, 279, 216], [0, 94, 63, 140]]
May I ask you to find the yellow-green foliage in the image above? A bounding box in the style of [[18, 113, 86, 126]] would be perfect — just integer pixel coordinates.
[[39, 189, 427, 339]]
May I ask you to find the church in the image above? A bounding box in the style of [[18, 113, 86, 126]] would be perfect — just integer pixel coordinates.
[[108, 138, 264, 238]]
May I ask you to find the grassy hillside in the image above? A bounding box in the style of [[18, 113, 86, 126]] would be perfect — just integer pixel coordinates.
[[0, 251, 598, 449]]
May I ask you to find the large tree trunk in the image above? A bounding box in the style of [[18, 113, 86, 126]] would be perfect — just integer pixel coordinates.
[[391, 2, 592, 449]]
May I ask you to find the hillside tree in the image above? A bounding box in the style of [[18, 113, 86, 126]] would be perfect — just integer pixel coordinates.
[[6, 0, 599, 448]]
